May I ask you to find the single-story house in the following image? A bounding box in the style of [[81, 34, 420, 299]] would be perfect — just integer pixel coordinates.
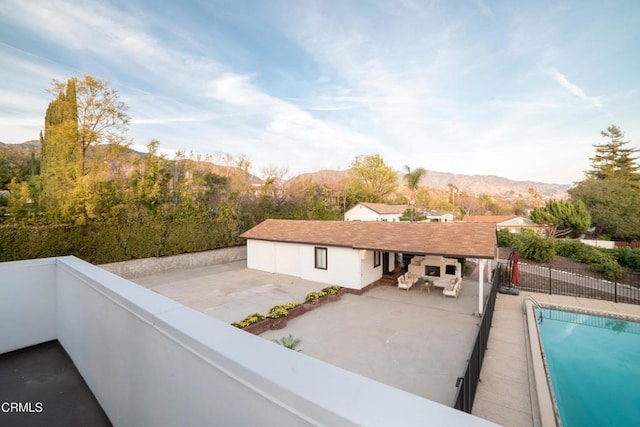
[[462, 215, 544, 234], [420, 210, 455, 223], [344, 202, 408, 222], [241, 219, 497, 312]]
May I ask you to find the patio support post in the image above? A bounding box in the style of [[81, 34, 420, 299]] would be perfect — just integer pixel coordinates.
[[478, 259, 487, 315]]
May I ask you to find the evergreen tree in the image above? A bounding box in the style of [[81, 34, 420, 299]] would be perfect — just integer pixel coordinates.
[[569, 179, 640, 241], [530, 199, 591, 238], [587, 125, 639, 181], [40, 79, 82, 218], [50, 74, 130, 175]]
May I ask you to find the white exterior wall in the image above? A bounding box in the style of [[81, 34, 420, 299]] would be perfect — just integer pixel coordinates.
[[579, 239, 616, 249], [247, 239, 276, 272], [247, 239, 378, 289], [345, 205, 403, 222], [0, 256, 494, 427], [360, 250, 385, 286], [0, 258, 57, 354], [344, 205, 381, 221], [301, 244, 363, 288], [379, 213, 402, 222], [274, 242, 302, 277]]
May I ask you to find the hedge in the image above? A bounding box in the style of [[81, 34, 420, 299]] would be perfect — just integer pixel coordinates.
[[0, 215, 240, 264]]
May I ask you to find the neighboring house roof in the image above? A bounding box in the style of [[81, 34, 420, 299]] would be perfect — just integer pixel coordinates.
[[462, 215, 540, 228], [358, 203, 408, 215], [241, 219, 496, 259], [498, 217, 539, 227], [462, 215, 517, 224]]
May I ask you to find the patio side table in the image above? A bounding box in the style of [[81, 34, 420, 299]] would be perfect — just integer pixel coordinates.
[[420, 279, 434, 294]]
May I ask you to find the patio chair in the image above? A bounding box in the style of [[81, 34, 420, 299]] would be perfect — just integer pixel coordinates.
[[397, 273, 418, 291], [443, 278, 462, 298]]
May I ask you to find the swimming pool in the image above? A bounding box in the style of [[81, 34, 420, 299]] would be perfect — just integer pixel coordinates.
[[536, 307, 640, 427]]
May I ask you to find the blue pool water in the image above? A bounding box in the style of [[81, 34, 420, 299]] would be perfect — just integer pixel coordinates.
[[537, 308, 640, 427]]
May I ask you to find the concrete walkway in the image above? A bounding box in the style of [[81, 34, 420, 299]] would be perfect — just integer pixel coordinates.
[[472, 291, 640, 427], [132, 260, 326, 323]]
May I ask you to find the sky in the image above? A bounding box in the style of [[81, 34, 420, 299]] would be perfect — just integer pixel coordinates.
[[1, 0, 638, 185]]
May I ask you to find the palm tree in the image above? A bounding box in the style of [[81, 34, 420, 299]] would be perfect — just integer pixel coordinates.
[[273, 334, 302, 352], [403, 166, 426, 221]]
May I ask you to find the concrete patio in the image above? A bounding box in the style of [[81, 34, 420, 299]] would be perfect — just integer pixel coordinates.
[[133, 260, 493, 406]]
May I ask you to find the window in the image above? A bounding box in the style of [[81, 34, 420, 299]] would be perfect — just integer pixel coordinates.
[[373, 251, 381, 267], [315, 247, 328, 270]]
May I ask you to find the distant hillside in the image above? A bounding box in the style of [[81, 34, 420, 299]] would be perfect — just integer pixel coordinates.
[[0, 139, 40, 152], [2, 140, 569, 198], [420, 170, 570, 199], [286, 169, 570, 199], [0, 140, 263, 184]]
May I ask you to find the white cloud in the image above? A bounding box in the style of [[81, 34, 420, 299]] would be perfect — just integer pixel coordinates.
[[544, 68, 603, 109]]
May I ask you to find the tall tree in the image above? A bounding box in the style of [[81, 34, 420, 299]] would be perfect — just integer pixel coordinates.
[[347, 154, 398, 202], [51, 74, 130, 174], [569, 179, 640, 241], [40, 79, 82, 217], [530, 199, 591, 238], [403, 165, 426, 221], [587, 125, 639, 181]]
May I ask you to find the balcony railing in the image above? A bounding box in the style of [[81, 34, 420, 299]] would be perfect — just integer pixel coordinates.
[[453, 264, 501, 413]]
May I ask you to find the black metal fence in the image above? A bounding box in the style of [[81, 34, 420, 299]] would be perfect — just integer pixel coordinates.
[[453, 263, 501, 413], [516, 263, 640, 305]]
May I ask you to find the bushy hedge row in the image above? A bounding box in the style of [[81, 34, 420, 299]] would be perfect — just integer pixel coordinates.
[[0, 215, 241, 264], [606, 248, 640, 271], [551, 240, 624, 280], [497, 229, 556, 263], [498, 230, 626, 279]]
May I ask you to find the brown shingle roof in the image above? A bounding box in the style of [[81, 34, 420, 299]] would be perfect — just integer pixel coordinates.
[[359, 203, 408, 215], [241, 219, 496, 259]]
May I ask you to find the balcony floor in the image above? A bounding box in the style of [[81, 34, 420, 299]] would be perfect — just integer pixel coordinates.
[[0, 340, 111, 427]]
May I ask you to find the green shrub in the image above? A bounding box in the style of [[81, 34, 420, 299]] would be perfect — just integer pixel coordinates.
[[497, 229, 517, 247], [556, 240, 626, 279], [304, 290, 327, 302], [279, 302, 301, 310], [607, 248, 640, 271], [498, 229, 556, 262], [267, 306, 288, 319], [556, 240, 584, 258], [273, 334, 302, 351], [321, 286, 340, 295], [519, 233, 556, 263], [231, 312, 266, 328]]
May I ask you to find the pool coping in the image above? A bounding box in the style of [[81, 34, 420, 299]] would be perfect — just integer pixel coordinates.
[[524, 301, 640, 427], [524, 300, 558, 427]]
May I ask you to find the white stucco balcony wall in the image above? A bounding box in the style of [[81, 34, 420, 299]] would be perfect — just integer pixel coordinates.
[[0, 256, 496, 427]]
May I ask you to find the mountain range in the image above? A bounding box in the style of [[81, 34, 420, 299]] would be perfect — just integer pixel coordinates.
[[1, 140, 570, 199]]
